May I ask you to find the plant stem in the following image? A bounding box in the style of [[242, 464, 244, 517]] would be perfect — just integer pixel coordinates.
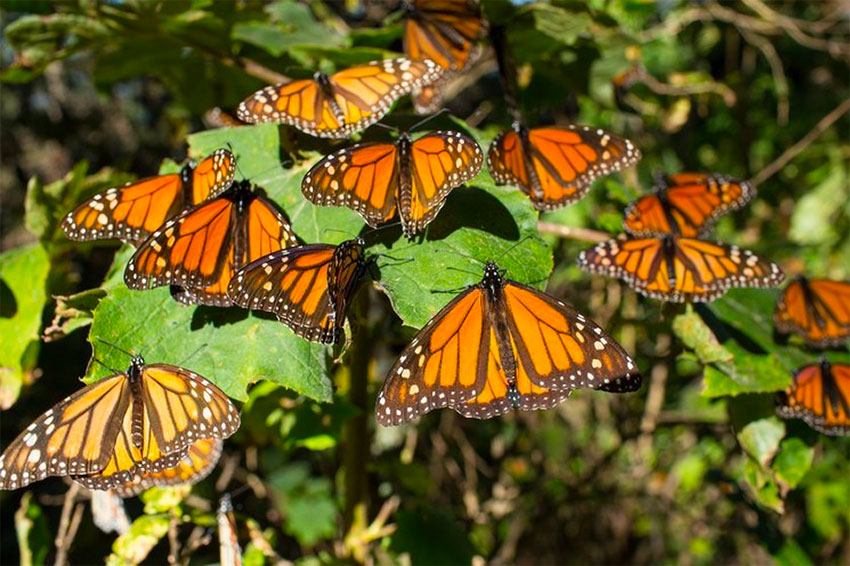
[[489, 25, 522, 124]]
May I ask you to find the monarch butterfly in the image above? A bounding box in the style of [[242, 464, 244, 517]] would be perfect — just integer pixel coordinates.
[[236, 58, 442, 138], [623, 173, 755, 238], [112, 438, 223, 498], [301, 131, 482, 237], [228, 239, 366, 344], [402, 0, 488, 113], [777, 360, 850, 436], [0, 356, 239, 491], [774, 276, 850, 348], [376, 261, 641, 425], [61, 149, 236, 245], [218, 493, 242, 566], [487, 123, 641, 210], [577, 235, 785, 303], [124, 180, 299, 307]]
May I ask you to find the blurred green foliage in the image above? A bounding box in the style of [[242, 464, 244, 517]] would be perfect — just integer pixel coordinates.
[[1, 0, 849, 565]]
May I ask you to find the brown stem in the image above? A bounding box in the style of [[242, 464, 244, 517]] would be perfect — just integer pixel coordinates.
[[749, 98, 850, 186], [537, 221, 611, 243], [53, 484, 81, 566]]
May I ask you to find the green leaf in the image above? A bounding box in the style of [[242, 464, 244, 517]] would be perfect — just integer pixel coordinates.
[[672, 305, 733, 364], [15, 492, 50, 566], [806, 481, 850, 539], [43, 288, 107, 342], [106, 514, 170, 566], [268, 463, 337, 546], [0, 243, 50, 409], [737, 417, 785, 467], [373, 170, 552, 328], [701, 346, 791, 398], [526, 4, 593, 46], [140, 485, 191, 515], [789, 163, 847, 245], [773, 539, 814, 566], [773, 437, 814, 490], [390, 508, 475, 566]]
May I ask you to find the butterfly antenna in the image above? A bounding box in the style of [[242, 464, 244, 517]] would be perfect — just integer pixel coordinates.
[[91, 357, 122, 375], [373, 122, 400, 134], [94, 337, 135, 359], [323, 227, 359, 240], [432, 246, 485, 267], [498, 235, 533, 262], [446, 265, 481, 278], [408, 108, 450, 132], [178, 343, 207, 367]]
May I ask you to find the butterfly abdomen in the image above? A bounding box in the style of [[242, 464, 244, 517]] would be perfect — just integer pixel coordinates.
[[127, 356, 146, 451], [314, 71, 344, 123], [482, 261, 518, 392], [396, 133, 416, 237]]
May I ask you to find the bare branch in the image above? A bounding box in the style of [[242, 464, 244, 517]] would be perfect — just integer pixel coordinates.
[[54, 484, 82, 566], [537, 221, 611, 243]]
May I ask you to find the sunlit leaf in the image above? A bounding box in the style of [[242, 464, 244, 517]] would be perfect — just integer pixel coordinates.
[[106, 514, 170, 566]]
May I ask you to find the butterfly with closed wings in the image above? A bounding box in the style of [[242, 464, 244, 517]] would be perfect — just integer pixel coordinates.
[[777, 360, 850, 436], [377, 261, 641, 426], [623, 173, 755, 238], [402, 0, 488, 113], [0, 356, 239, 491], [301, 130, 483, 238], [577, 235, 785, 303], [228, 239, 366, 344], [487, 122, 642, 210], [236, 58, 442, 138], [124, 180, 299, 307], [774, 276, 850, 348], [61, 149, 236, 245]]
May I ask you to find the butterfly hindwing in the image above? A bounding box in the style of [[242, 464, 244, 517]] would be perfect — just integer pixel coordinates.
[[774, 277, 850, 347], [777, 362, 850, 436], [113, 438, 223, 497]]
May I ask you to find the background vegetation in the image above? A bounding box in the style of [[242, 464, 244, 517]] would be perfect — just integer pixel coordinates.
[[1, 1, 849, 564]]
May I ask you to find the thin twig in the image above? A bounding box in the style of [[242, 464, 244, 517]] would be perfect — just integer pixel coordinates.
[[54, 484, 82, 566], [738, 26, 789, 124], [749, 98, 850, 186], [168, 515, 181, 565], [537, 221, 611, 243], [634, 66, 736, 106], [740, 0, 850, 60]]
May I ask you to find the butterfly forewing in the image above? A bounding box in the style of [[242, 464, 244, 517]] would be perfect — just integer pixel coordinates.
[[191, 149, 238, 204], [777, 362, 850, 436], [774, 277, 850, 347]]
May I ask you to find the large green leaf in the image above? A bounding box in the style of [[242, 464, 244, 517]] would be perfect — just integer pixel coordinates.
[[106, 514, 170, 566], [0, 243, 50, 408]]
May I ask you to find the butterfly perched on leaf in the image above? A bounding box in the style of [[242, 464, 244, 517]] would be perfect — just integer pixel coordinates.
[[577, 235, 784, 303], [113, 438, 223, 498], [774, 276, 850, 348], [487, 123, 641, 210], [623, 173, 755, 238], [125, 180, 299, 307], [301, 130, 483, 237], [402, 0, 488, 113], [376, 261, 641, 426], [777, 360, 850, 436], [61, 149, 236, 245], [0, 356, 239, 491], [228, 239, 366, 344], [236, 58, 442, 138]]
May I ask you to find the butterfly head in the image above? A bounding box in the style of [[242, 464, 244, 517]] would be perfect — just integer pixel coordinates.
[[482, 260, 507, 292], [313, 70, 331, 86], [127, 355, 146, 381], [180, 161, 195, 184]]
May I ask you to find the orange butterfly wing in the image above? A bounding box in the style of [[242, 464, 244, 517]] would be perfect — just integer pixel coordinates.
[[302, 143, 400, 227], [237, 59, 442, 138], [489, 125, 641, 210], [228, 240, 365, 344], [113, 438, 223, 497], [578, 236, 784, 302], [218, 493, 242, 566], [774, 277, 850, 347], [61, 150, 235, 245], [777, 362, 850, 436], [404, 131, 483, 236], [404, 0, 486, 72], [376, 263, 640, 425], [623, 174, 754, 237]]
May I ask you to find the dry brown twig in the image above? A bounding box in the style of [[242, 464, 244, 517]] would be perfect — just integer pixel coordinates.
[[54, 483, 83, 566], [536, 221, 611, 243]]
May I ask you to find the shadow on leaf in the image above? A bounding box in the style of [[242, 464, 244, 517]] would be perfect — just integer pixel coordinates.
[[425, 186, 520, 241]]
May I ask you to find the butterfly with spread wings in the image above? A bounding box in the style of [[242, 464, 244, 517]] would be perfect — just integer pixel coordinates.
[[777, 360, 850, 436], [236, 58, 442, 138], [377, 261, 641, 425], [112, 438, 223, 497], [0, 356, 239, 491], [302, 130, 482, 237], [61, 149, 236, 245], [577, 235, 784, 303], [774, 276, 850, 348], [487, 123, 641, 210], [403, 0, 488, 113], [623, 173, 755, 238], [124, 180, 299, 307], [228, 239, 366, 344]]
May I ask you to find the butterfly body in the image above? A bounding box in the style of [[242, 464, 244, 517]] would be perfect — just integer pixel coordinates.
[[777, 360, 850, 435], [774, 276, 850, 347], [0, 356, 239, 491], [578, 235, 784, 303], [623, 173, 755, 238], [61, 149, 236, 245], [126, 180, 298, 306], [301, 130, 482, 237], [487, 123, 641, 210], [377, 261, 641, 425], [228, 238, 366, 344]]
